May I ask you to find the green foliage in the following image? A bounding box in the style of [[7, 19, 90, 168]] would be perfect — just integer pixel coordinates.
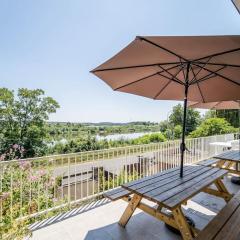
[[204, 109, 240, 128], [169, 104, 201, 134], [189, 118, 236, 138], [48, 133, 167, 155], [215, 109, 240, 128], [48, 135, 108, 154], [46, 121, 161, 140], [0, 146, 63, 239], [132, 133, 166, 144], [159, 120, 168, 132], [173, 125, 182, 139], [0, 88, 59, 158]]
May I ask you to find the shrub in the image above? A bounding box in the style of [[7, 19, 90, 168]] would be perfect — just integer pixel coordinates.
[[133, 133, 166, 144], [189, 118, 235, 138], [0, 146, 62, 239]]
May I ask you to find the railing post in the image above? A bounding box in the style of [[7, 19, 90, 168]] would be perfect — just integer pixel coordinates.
[[68, 156, 71, 204], [201, 137, 204, 160]]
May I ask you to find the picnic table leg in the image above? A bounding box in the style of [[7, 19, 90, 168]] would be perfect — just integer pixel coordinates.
[[214, 179, 232, 202], [118, 194, 142, 227], [216, 160, 225, 168], [225, 161, 235, 170], [172, 207, 193, 240]]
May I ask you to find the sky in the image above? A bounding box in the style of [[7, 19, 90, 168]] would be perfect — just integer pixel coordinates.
[[0, 0, 239, 123]]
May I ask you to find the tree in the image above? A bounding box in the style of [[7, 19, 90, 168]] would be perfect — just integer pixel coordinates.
[[159, 120, 168, 132], [0, 88, 59, 158], [204, 109, 240, 128], [189, 118, 236, 138], [203, 110, 216, 120], [215, 109, 240, 128], [169, 104, 201, 135], [173, 125, 182, 139]]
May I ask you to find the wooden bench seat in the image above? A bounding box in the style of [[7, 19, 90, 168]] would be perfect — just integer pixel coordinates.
[[195, 190, 240, 240], [196, 158, 219, 167], [103, 187, 131, 201]]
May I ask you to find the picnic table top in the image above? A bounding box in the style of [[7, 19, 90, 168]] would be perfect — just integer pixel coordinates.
[[214, 150, 240, 162], [121, 165, 227, 210]]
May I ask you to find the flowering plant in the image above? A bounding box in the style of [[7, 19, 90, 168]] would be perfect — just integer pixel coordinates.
[[0, 145, 61, 239]]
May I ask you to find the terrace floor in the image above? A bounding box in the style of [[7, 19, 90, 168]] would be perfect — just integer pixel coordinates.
[[31, 174, 240, 240]]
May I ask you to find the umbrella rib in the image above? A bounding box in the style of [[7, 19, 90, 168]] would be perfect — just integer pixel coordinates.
[[189, 65, 205, 102], [157, 72, 184, 85], [157, 64, 183, 84], [190, 64, 225, 85], [192, 63, 240, 86], [137, 36, 188, 62], [153, 65, 185, 99], [192, 48, 240, 62], [91, 62, 181, 73], [190, 66, 226, 85], [189, 57, 212, 84], [192, 61, 240, 68], [180, 58, 186, 80], [153, 80, 172, 100], [113, 64, 181, 91]]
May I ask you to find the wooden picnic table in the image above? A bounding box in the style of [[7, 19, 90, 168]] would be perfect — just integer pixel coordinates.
[[195, 190, 240, 240], [214, 150, 240, 174], [116, 165, 232, 240]]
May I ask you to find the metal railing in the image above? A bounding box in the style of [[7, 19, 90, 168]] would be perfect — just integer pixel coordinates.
[[0, 133, 237, 224]]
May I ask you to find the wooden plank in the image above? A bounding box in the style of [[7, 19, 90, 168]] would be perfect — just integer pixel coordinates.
[[151, 168, 218, 204], [106, 189, 131, 201], [122, 196, 180, 230], [125, 165, 204, 194], [214, 179, 232, 202], [121, 196, 200, 235], [172, 207, 193, 240], [163, 169, 227, 209], [118, 194, 142, 227], [104, 187, 126, 196], [143, 167, 216, 202], [195, 191, 240, 240], [125, 165, 196, 190], [104, 187, 131, 201], [123, 165, 192, 188], [137, 166, 209, 197], [202, 188, 232, 200], [197, 158, 219, 166], [214, 203, 240, 240], [214, 150, 240, 162]]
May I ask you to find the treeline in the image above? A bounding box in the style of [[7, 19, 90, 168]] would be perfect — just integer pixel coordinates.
[[47, 132, 167, 155], [0, 87, 239, 159], [46, 121, 160, 139]]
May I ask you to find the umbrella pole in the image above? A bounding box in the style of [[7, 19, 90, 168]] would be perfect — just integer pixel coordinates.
[[180, 90, 188, 177], [180, 64, 190, 178]]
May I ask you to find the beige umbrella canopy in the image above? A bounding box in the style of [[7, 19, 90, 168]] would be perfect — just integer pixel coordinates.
[[91, 35, 240, 177], [92, 36, 240, 102], [188, 101, 240, 109]]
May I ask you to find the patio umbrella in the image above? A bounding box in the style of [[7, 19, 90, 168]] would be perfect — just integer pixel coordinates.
[[91, 35, 240, 177], [188, 99, 240, 156], [188, 100, 240, 110], [188, 99, 240, 183]]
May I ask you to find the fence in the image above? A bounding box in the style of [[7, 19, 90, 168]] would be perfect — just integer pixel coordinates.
[[0, 133, 237, 224]]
